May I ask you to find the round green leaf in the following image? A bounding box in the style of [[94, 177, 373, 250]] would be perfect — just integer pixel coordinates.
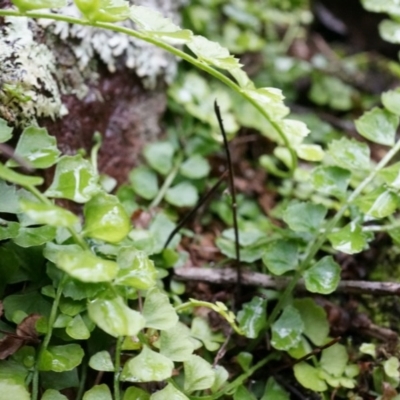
[[115, 247, 157, 289], [328, 222, 370, 254], [180, 155, 210, 179], [271, 305, 304, 351], [66, 314, 90, 340], [293, 362, 327, 392], [283, 201, 327, 234], [354, 187, 399, 219], [184, 355, 215, 393], [379, 19, 400, 44], [123, 386, 150, 400], [355, 107, 399, 146], [150, 383, 188, 400], [165, 182, 199, 207], [296, 144, 324, 162], [262, 240, 298, 275], [41, 389, 68, 399], [129, 166, 158, 200], [261, 377, 290, 400], [311, 166, 351, 198], [159, 322, 195, 361], [121, 346, 173, 382], [384, 357, 400, 379], [327, 138, 370, 171], [320, 343, 348, 377], [45, 155, 100, 203], [143, 142, 174, 175], [0, 381, 29, 400], [82, 384, 112, 400], [39, 344, 84, 372], [89, 351, 114, 372], [237, 297, 267, 339], [382, 88, 400, 115], [88, 296, 145, 337], [83, 192, 130, 243], [304, 256, 341, 294], [142, 288, 178, 330]]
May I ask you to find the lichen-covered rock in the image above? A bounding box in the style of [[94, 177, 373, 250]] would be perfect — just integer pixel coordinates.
[[0, 0, 183, 183]]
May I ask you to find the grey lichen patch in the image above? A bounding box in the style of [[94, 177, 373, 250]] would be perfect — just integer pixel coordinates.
[[39, 0, 183, 89], [0, 16, 68, 124]]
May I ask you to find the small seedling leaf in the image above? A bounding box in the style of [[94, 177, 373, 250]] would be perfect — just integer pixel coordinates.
[[303, 256, 341, 294], [237, 296, 267, 339], [327, 138, 370, 171], [328, 222, 370, 254], [39, 344, 84, 372], [262, 239, 298, 275], [184, 354, 215, 393]]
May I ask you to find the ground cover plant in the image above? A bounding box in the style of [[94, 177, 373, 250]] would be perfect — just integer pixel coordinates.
[[0, 0, 400, 399]]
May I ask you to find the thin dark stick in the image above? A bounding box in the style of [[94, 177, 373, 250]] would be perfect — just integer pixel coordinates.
[[163, 170, 228, 249], [214, 101, 241, 296], [0, 143, 33, 171]]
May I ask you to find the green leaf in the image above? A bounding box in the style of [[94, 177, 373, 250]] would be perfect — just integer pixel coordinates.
[[187, 35, 241, 70], [115, 247, 157, 289], [293, 298, 329, 346], [261, 377, 290, 400], [320, 343, 348, 377], [123, 387, 150, 400], [327, 138, 370, 171], [382, 88, 400, 116], [121, 346, 173, 382], [142, 288, 178, 330], [378, 161, 400, 189], [143, 142, 174, 175], [262, 240, 298, 275], [47, 246, 118, 282], [7, 126, 60, 168], [379, 19, 400, 44], [0, 380, 29, 400], [0, 180, 20, 213], [211, 365, 229, 393], [236, 352, 253, 371], [129, 167, 158, 200], [271, 305, 304, 351], [355, 107, 398, 146], [83, 192, 130, 243], [296, 144, 324, 162], [237, 297, 267, 339], [328, 222, 370, 254], [233, 385, 257, 400], [216, 237, 266, 263], [66, 314, 90, 340], [149, 213, 179, 253], [82, 384, 112, 400], [11, 0, 65, 12], [75, 0, 130, 22], [41, 389, 68, 399], [89, 351, 114, 372], [283, 201, 327, 233], [354, 187, 399, 219], [165, 182, 199, 207], [293, 362, 327, 392], [159, 322, 195, 361], [311, 166, 350, 198], [180, 155, 210, 179], [150, 383, 188, 400], [384, 357, 400, 379], [304, 256, 341, 295], [13, 225, 56, 247], [19, 200, 79, 228], [45, 155, 100, 203], [184, 355, 215, 393], [0, 163, 43, 187], [359, 343, 376, 358], [39, 344, 84, 372], [88, 296, 145, 337], [0, 221, 19, 240], [191, 317, 225, 351], [0, 119, 13, 143]]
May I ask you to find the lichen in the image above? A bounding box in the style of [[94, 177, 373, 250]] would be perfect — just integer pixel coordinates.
[[0, 16, 68, 123], [39, 0, 184, 89]]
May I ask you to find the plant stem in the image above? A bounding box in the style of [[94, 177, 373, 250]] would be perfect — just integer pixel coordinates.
[[114, 336, 123, 400], [266, 138, 400, 329], [32, 275, 67, 400], [0, 9, 296, 174], [76, 360, 88, 400]]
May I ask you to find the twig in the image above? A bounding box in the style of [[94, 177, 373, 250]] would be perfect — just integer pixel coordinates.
[[0, 143, 33, 171], [174, 267, 400, 296]]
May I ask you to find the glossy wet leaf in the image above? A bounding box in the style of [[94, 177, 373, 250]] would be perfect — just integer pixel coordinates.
[[320, 343, 348, 377], [188, 35, 241, 70], [150, 383, 188, 400], [311, 166, 351, 198], [262, 239, 298, 275], [7, 126, 60, 168], [304, 256, 341, 294], [12, 0, 65, 11], [115, 246, 156, 289], [83, 192, 130, 243], [296, 144, 324, 162], [82, 384, 112, 400], [354, 187, 399, 219], [19, 200, 78, 228], [0, 163, 43, 187], [66, 314, 90, 340], [237, 297, 267, 339], [355, 107, 398, 146], [41, 389, 68, 399], [0, 119, 12, 143], [328, 222, 370, 254], [129, 167, 158, 200], [143, 142, 174, 175], [184, 354, 215, 393], [327, 138, 370, 171], [165, 181, 199, 207], [261, 377, 290, 400], [88, 296, 145, 337], [142, 288, 178, 330], [89, 351, 114, 372], [50, 247, 118, 282], [121, 346, 173, 382], [283, 201, 327, 233], [293, 362, 327, 392], [382, 88, 400, 115], [75, 0, 130, 22], [159, 322, 195, 361], [39, 344, 84, 372], [180, 155, 210, 179], [45, 155, 100, 203], [293, 298, 329, 346], [271, 305, 304, 351], [13, 225, 56, 248]]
